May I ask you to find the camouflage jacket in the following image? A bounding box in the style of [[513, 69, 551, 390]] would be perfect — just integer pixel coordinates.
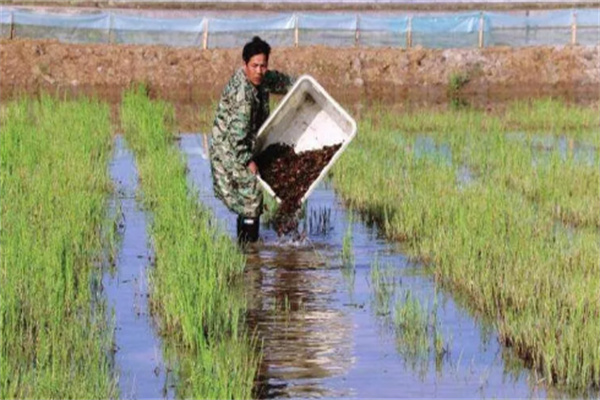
[[210, 67, 295, 216]]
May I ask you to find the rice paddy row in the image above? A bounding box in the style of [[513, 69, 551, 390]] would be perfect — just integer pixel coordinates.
[[332, 98, 600, 391], [1, 97, 117, 398], [120, 87, 258, 398]]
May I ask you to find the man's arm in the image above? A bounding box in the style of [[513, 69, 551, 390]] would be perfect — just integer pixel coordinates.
[[263, 70, 296, 95]]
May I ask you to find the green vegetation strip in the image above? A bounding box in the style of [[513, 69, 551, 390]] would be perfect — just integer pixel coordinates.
[[120, 87, 258, 399], [1, 97, 117, 398], [333, 99, 599, 391]]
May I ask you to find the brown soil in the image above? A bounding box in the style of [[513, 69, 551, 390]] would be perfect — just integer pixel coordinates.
[[1, 39, 598, 112], [256, 143, 341, 235]]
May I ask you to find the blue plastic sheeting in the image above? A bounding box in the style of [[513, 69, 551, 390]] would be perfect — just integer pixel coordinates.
[[296, 13, 357, 47], [410, 12, 481, 48], [298, 13, 357, 30], [0, 9, 12, 24], [0, 9, 12, 38], [14, 9, 109, 29], [574, 9, 600, 46], [111, 14, 204, 46], [209, 14, 294, 32], [359, 15, 408, 32], [486, 10, 572, 28], [207, 14, 295, 48], [412, 12, 481, 33], [3, 8, 598, 48], [358, 15, 408, 47], [486, 10, 575, 47], [13, 10, 110, 43], [112, 14, 204, 32], [576, 8, 600, 26]]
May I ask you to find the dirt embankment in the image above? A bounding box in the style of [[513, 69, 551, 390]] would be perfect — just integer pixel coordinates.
[[1, 39, 599, 106]]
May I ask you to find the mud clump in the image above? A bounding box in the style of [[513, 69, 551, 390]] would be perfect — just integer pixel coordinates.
[[255, 142, 341, 235]]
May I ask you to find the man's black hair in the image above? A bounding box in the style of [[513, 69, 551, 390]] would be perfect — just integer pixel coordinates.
[[242, 36, 271, 64]]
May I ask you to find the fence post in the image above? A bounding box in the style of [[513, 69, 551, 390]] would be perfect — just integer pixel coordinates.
[[294, 14, 299, 47], [355, 15, 360, 47], [9, 12, 14, 39], [108, 12, 113, 44], [203, 18, 209, 50], [571, 9, 577, 45], [406, 16, 412, 48], [478, 12, 484, 48]]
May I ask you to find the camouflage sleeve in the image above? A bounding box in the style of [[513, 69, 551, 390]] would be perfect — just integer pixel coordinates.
[[227, 91, 254, 166], [263, 70, 296, 95]]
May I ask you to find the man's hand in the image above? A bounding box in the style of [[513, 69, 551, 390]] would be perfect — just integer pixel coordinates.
[[248, 160, 259, 175]]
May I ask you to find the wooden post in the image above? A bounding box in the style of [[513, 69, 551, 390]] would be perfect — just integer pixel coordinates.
[[108, 12, 113, 44], [294, 14, 299, 47], [406, 16, 412, 48], [355, 15, 360, 47], [478, 12, 484, 48], [203, 19, 209, 50], [9, 12, 14, 40], [203, 134, 210, 158], [571, 10, 577, 46]]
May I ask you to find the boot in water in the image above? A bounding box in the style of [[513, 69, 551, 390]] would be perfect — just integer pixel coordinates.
[[237, 215, 260, 244]]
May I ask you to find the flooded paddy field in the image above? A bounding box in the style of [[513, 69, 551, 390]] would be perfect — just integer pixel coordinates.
[[180, 133, 554, 399], [2, 93, 599, 399]]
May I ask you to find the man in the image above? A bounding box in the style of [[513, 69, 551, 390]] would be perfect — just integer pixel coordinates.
[[210, 36, 295, 243]]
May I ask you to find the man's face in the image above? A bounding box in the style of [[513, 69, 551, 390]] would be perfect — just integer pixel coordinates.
[[244, 53, 268, 86]]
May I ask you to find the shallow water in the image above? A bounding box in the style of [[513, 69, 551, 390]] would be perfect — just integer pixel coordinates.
[[180, 133, 550, 399], [105, 136, 174, 399], [506, 132, 600, 166]]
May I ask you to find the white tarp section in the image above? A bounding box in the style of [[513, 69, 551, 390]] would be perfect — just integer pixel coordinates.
[[111, 14, 204, 46]]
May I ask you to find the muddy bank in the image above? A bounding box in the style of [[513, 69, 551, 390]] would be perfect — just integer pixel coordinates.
[[1, 39, 598, 105]]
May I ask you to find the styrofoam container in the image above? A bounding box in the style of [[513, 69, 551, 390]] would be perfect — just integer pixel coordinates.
[[254, 75, 357, 204]]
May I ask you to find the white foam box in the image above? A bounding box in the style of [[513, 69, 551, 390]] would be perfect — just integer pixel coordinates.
[[254, 75, 357, 204]]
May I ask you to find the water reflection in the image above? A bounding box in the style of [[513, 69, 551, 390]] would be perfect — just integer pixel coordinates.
[[106, 136, 174, 399], [181, 134, 354, 397]]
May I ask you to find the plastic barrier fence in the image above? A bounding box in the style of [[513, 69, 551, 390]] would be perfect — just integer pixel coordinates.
[[1, 8, 598, 48]]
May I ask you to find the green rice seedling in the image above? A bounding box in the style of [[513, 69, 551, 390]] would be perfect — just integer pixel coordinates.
[[339, 215, 356, 298], [501, 98, 599, 135], [332, 99, 600, 391], [1, 96, 117, 398], [369, 256, 398, 318], [393, 288, 448, 375], [341, 213, 355, 270], [120, 86, 258, 399], [394, 290, 430, 360]]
